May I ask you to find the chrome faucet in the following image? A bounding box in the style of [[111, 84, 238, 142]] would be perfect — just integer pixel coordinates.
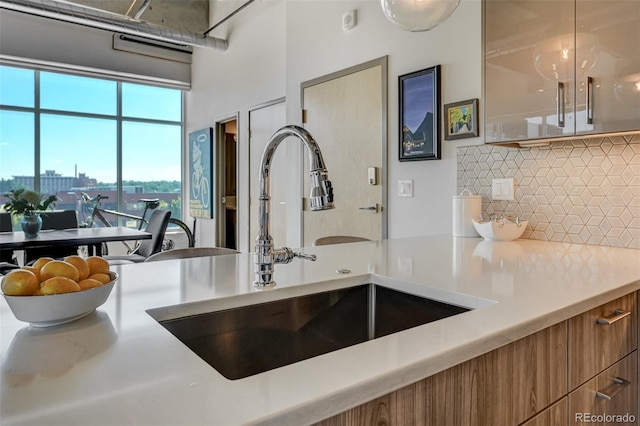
[[254, 125, 334, 287]]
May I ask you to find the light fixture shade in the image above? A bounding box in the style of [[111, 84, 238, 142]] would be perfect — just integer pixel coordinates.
[[379, 0, 460, 32], [533, 32, 598, 81]]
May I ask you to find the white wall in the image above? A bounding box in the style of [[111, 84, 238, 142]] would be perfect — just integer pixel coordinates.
[[188, 0, 483, 249]]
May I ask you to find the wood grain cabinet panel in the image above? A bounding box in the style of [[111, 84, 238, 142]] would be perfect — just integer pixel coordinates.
[[568, 351, 638, 425], [315, 322, 567, 426], [520, 397, 567, 426], [568, 293, 637, 390]]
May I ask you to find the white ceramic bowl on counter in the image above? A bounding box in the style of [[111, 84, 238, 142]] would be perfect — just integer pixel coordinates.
[[472, 218, 528, 242], [3, 272, 118, 327]]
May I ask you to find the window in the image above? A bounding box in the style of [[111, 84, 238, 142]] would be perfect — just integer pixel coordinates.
[[0, 65, 184, 227]]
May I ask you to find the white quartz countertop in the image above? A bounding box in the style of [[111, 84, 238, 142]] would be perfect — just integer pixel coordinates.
[[2, 235, 640, 425]]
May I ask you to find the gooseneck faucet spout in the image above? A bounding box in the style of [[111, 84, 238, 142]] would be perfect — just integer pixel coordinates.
[[254, 125, 334, 287]]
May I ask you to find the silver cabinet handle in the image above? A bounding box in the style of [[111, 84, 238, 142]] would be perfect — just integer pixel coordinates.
[[595, 377, 631, 401], [586, 76, 594, 124], [596, 309, 631, 325], [557, 82, 565, 128]]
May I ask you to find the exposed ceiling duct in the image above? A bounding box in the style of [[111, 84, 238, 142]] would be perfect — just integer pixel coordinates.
[[0, 0, 228, 51]]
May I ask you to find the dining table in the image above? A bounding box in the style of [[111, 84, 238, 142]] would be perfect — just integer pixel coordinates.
[[0, 227, 152, 257]]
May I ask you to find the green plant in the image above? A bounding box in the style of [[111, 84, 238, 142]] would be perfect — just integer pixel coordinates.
[[2, 188, 57, 216]]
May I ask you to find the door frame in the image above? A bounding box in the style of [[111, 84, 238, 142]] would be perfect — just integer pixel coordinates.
[[214, 112, 239, 248], [299, 56, 388, 243], [246, 97, 286, 250]]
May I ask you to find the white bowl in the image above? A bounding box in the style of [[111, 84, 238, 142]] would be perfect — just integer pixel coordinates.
[[472, 219, 528, 242], [3, 272, 118, 327]]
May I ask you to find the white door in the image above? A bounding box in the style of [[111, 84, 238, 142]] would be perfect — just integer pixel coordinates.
[[301, 58, 387, 246], [248, 99, 287, 249]]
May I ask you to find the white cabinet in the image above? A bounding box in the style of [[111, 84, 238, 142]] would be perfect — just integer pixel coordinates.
[[484, 0, 640, 144]]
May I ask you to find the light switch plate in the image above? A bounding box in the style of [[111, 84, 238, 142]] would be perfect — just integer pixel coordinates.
[[492, 178, 515, 201], [398, 180, 413, 197]]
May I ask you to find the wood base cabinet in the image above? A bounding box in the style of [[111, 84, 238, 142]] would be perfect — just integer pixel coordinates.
[[315, 291, 638, 426], [569, 351, 638, 425]]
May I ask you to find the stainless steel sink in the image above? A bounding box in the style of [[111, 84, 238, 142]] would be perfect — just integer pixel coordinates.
[[156, 284, 470, 380]]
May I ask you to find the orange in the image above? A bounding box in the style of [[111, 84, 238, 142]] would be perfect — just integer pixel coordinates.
[[86, 256, 110, 276], [40, 260, 80, 282], [63, 255, 90, 280], [1, 269, 39, 296], [21, 265, 41, 282], [89, 273, 112, 285], [78, 278, 104, 290], [40, 277, 81, 295], [32, 257, 54, 271]]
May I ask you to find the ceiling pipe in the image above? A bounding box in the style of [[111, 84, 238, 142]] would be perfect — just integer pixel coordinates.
[[0, 0, 228, 51], [132, 0, 151, 20]]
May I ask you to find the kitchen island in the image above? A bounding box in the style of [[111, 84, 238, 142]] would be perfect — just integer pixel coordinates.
[[1, 235, 640, 425]]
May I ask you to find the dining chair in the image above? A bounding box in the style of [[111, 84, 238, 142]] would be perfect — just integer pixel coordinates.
[[144, 247, 239, 263], [103, 209, 171, 264], [312, 236, 371, 246], [0, 212, 17, 266], [24, 210, 80, 263]]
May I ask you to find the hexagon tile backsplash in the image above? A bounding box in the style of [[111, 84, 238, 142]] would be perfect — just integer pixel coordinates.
[[457, 133, 640, 249]]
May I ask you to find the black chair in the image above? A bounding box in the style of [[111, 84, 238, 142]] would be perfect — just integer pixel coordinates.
[[24, 210, 80, 263], [104, 209, 171, 264], [0, 212, 18, 271]]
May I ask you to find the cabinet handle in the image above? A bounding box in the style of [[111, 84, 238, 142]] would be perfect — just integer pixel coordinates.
[[595, 377, 631, 401], [586, 76, 594, 125], [557, 82, 565, 128], [595, 309, 631, 325]]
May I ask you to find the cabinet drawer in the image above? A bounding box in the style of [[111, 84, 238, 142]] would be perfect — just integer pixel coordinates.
[[568, 351, 638, 425], [519, 397, 567, 426], [568, 293, 637, 389]]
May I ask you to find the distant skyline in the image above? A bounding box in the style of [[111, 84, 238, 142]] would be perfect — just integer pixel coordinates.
[[0, 65, 182, 184]]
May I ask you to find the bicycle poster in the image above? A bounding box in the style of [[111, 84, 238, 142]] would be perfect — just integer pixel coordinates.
[[189, 128, 213, 219]]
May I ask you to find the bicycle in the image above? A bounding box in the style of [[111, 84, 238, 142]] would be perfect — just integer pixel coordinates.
[[191, 134, 210, 209], [77, 192, 195, 256]]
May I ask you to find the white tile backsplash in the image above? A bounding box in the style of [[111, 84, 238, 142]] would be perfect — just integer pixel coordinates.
[[457, 133, 640, 249]]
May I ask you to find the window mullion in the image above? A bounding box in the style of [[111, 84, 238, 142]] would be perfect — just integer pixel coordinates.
[[117, 81, 123, 223], [34, 70, 40, 193]]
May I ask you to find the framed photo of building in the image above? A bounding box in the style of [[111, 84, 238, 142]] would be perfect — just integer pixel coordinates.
[[398, 65, 441, 161], [444, 98, 479, 140]]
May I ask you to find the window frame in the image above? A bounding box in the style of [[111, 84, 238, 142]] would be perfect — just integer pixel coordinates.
[[0, 64, 185, 218]]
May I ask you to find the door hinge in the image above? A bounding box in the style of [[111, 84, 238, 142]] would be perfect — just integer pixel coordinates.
[[301, 109, 307, 124]]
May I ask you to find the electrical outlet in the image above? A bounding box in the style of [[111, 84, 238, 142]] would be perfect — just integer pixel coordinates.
[[492, 178, 515, 201]]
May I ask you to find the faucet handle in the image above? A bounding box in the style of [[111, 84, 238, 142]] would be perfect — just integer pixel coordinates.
[[294, 252, 317, 262]]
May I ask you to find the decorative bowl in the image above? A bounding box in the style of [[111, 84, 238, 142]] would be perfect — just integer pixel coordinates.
[[472, 218, 528, 242], [3, 272, 118, 327]]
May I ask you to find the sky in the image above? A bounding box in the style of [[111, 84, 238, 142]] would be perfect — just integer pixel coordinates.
[[0, 66, 182, 183], [402, 71, 435, 133]]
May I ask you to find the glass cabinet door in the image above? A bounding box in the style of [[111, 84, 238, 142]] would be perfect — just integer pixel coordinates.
[[575, 0, 640, 135], [485, 0, 576, 143]]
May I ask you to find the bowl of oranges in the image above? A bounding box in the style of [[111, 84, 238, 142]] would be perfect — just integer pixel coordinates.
[[1, 256, 117, 327]]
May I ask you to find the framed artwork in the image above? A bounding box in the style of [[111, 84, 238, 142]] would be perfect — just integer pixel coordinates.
[[188, 128, 214, 219], [444, 98, 479, 140], [398, 65, 441, 161]]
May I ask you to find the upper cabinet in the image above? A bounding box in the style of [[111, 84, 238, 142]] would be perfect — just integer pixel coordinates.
[[484, 0, 640, 144]]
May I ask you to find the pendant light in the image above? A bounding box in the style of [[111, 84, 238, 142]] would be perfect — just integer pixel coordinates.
[[379, 0, 460, 32], [532, 33, 599, 81]]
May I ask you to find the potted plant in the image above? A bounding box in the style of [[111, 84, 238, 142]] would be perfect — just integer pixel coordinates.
[[2, 188, 57, 237]]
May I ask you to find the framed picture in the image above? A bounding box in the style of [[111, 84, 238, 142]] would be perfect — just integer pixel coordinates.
[[444, 98, 479, 140], [188, 128, 214, 219], [398, 65, 441, 161]]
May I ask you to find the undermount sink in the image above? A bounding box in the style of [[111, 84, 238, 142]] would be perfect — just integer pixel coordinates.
[[155, 283, 471, 380]]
